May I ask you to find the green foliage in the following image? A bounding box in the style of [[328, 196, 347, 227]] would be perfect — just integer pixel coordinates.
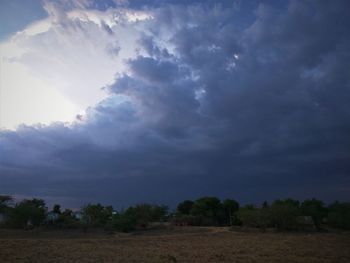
[[237, 205, 271, 228], [222, 199, 239, 213], [327, 202, 350, 230], [2, 195, 350, 232], [112, 213, 137, 232], [81, 203, 113, 227], [174, 197, 240, 226], [301, 199, 327, 228], [190, 197, 223, 225], [0, 195, 13, 213], [52, 204, 61, 214], [237, 199, 302, 230], [150, 205, 168, 222], [125, 204, 168, 226], [172, 214, 197, 226], [237, 205, 258, 227], [262, 201, 269, 209], [9, 199, 47, 228], [0, 195, 13, 227], [52, 209, 82, 229], [270, 199, 300, 230], [176, 200, 194, 215], [113, 204, 168, 232], [222, 199, 239, 225]]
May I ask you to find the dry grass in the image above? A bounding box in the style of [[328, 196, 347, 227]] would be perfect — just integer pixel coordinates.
[[0, 227, 349, 262]]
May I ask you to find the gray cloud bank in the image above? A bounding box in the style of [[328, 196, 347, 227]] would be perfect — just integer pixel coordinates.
[[1, 0, 350, 207]]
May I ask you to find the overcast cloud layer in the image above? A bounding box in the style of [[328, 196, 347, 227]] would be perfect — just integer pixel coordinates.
[[1, 0, 350, 208]]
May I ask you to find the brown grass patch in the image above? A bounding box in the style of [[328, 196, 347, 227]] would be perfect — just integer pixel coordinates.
[[0, 227, 349, 262]]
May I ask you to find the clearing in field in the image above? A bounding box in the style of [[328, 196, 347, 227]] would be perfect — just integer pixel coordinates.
[[0, 227, 350, 263]]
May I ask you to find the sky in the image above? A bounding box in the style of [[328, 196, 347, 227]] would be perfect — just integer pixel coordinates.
[[0, 0, 350, 209]]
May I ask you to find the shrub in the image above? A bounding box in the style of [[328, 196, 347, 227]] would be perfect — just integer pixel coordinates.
[[176, 200, 194, 215], [327, 202, 350, 230], [237, 205, 271, 229], [222, 199, 240, 226], [190, 197, 223, 226], [113, 204, 168, 232], [8, 199, 47, 228], [81, 203, 113, 227], [300, 199, 327, 229], [270, 199, 300, 230]]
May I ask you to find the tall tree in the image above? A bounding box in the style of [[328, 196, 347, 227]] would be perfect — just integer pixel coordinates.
[[301, 199, 327, 229], [52, 204, 61, 214], [177, 200, 194, 215], [191, 197, 223, 225], [270, 199, 300, 230], [81, 203, 113, 227], [222, 199, 240, 225], [0, 195, 13, 213], [9, 199, 47, 228]]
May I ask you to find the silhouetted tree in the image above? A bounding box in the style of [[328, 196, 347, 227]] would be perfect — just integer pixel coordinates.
[[113, 204, 168, 232], [0, 195, 13, 226], [124, 204, 168, 226], [177, 200, 194, 215], [81, 203, 113, 227], [300, 199, 327, 229], [190, 197, 223, 225], [237, 205, 271, 229], [52, 204, 61, 214], [112, 212, 137, 232], [270, 199, 300, 230], [0, 195, 13, 213], [327, 202, 350, 230], [54, 209, 82, 229], [222, 199, 239, 225], [262, 201, 269, 209], [9, 199, 47, 228]]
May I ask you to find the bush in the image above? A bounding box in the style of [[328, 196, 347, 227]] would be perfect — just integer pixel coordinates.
[[176, 200, 194, 215], [0, 195, 13, 213], [222, 199, 240, 226], [190, 197, 223, 226], [8, 199, 47, 228], [270, 199, 300, 230], [300, 199, 327, 229], [327, 202, 350, 230], [237, 205, 271, 229], [172, 214, 197, 226], [113, 204, 168, 232], [112, 213, 137, 232], [81, 204, 113, 227], [54, 209, 83, 229], [0, 195, 13, 227]]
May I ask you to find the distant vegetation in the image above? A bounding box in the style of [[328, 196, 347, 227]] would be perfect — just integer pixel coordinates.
[[0, 195, 349, 232]]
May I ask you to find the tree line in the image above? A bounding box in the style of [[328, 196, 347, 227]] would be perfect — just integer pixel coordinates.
[[0, 195, 349, 232]]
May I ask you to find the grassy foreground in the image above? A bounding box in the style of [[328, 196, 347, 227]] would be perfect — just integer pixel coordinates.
[[0, 227, 349, 262]]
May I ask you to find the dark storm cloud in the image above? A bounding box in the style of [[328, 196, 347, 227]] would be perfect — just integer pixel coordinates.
[[1, 0, 350, 207]]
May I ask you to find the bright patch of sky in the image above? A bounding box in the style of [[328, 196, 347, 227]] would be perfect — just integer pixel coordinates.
[[0, 0, 152, 130]]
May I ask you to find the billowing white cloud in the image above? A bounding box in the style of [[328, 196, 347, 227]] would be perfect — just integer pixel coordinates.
[[0, 2, 152, 129]]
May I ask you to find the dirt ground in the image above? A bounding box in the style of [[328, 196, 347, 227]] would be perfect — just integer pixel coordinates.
[[0, 227, 349, 263]]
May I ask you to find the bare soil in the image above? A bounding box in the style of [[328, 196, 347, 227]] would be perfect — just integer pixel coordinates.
[[0, 227, 349, 262]]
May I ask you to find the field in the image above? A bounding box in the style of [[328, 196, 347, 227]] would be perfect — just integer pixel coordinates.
[[0, 227, 350, 262]]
